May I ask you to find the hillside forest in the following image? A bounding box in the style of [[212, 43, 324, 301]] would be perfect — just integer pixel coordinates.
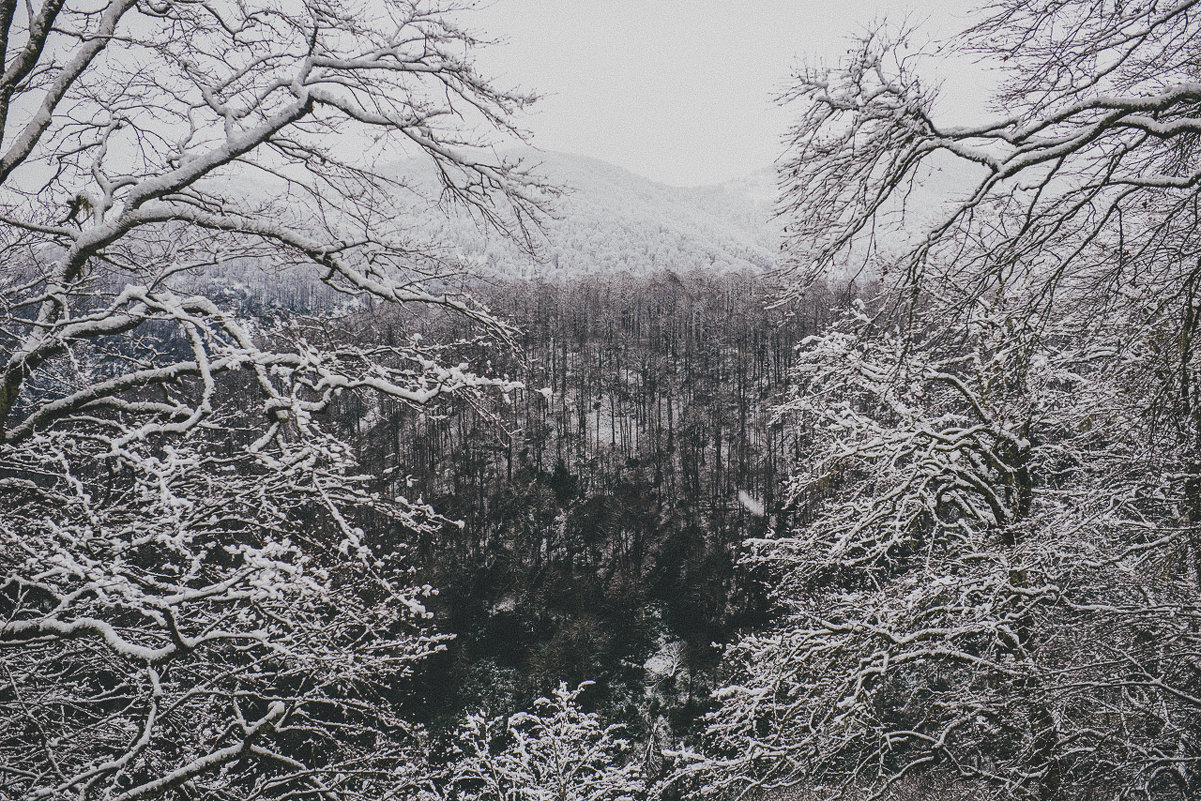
[[3, 2, 1201, 801]]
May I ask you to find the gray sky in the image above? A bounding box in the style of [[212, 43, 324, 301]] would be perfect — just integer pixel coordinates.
[[471, 1, 988, 187]]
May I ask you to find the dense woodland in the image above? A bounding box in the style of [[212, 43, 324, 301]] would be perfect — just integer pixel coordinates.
[[352, 272, 828, 734], [207, 268, 831, 737], [4, 1, 1201, 801]]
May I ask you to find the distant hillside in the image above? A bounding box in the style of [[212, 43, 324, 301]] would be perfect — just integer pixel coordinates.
[[179, 151, 781, 309], [398, 150, 781, 279]]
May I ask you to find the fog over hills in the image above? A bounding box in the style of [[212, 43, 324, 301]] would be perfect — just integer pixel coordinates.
[[181, 151, 780, 308], [404, 149, 782, 279], [402, 148, 978, 285], [189, 148, 979, 306]]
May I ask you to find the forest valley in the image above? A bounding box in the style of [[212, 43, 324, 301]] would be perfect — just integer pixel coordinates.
[[290, 269, 826, 737], [4, 1, 1201, 801]]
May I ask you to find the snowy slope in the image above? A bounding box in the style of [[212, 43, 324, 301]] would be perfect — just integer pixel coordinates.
[[397, 149, 781, 279], [177, 150, 781, 308]]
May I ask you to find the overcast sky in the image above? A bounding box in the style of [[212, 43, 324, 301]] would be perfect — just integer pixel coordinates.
[[470, 1, 990, 187]]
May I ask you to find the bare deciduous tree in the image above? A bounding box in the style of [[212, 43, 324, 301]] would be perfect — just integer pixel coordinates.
[[444, 682, 644, 801], [685, 3, 1201, 800], [0, 1, 546, 799]]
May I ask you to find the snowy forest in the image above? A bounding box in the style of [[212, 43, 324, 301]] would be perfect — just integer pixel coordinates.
[[2, 1, 1201, 800]]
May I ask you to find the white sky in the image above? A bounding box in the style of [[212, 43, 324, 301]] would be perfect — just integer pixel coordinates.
[[470, 1, 991, 187]]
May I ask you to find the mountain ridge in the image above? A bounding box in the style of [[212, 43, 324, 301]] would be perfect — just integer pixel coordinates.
[[402, 148, 782, 280]]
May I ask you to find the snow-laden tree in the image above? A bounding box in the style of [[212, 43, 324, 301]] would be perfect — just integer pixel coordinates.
[[0, 0, 545, 799], [442, 682, 644, 801], [684, 3, 1201, 800], [681, 297, 1201, 800]]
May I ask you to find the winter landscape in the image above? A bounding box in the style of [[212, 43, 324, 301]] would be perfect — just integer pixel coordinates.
[[2, 1, 1200, 800]]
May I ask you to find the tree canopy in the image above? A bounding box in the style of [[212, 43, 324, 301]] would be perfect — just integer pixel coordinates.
[[685, 2, 1201, 799], [0, 1, 545, 798]]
